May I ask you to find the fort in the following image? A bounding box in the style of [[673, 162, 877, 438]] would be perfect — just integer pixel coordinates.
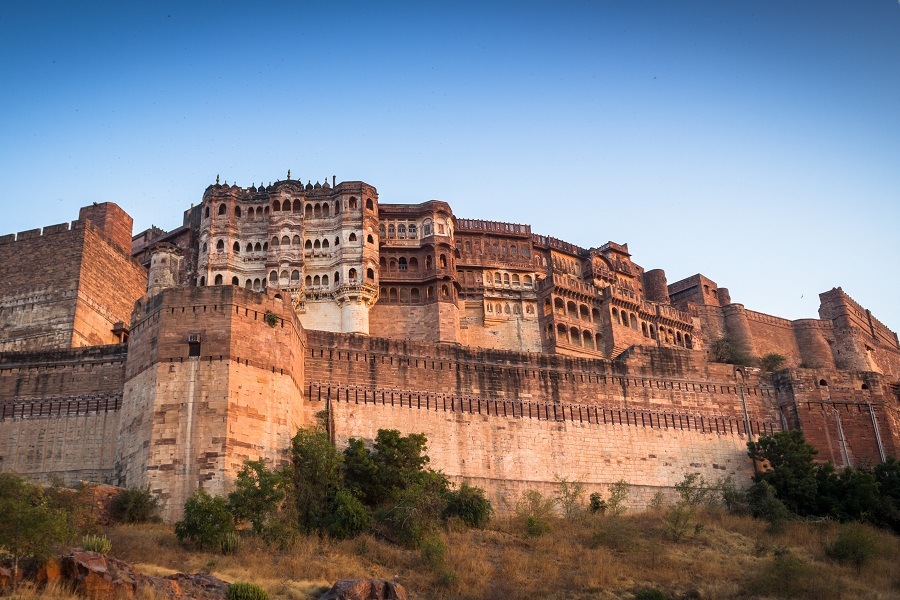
[[1, 176, 898, 519]]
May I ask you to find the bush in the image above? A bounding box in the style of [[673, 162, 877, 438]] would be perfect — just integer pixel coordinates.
[[826, 522, 881, 576], [227, 581, 269, 600], [606, 480, 630, 516], [327, 488, 371, 539], [419, 534, 447, 571], [746, 481, 793, 530], [0, 473, 70, 588], [589, 492, 607, 514], [291, 426, 344, 534], [444, 483, 492, 528], [760, 353, 787, 372], [711, 338, 755, 366], [111, 487, 160, 523], [174, 489, 234, 550], [555, 478, 586, 522], [590, 515, 638, 551], [81, 534, 111, 554], [634, 588, 667, 600], [525, 516, 550, 538]]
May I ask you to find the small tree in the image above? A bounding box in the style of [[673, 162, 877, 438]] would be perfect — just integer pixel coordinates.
[[0, 474, 69, 589], [826, 522, 880, 576], [760, 353, 786, 372], [291, 426, 344, 533], [747, 430, 819, 516], [174, 489, 234, 550], [555, 478, 586, 522], [111, 487, 160, 523], [228, 459, 285, 534]]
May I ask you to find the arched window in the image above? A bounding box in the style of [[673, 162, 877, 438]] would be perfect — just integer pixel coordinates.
[[505, 303, 511, 314], [218, 204, 226, 215], [264, 206, 269, 216], [349, 197, 358, 210], [512, 274, 520, 286], [583, 330, 594, 349], [366, 268, 375, 280], [232, 276, 239, 286], [246, 243, 253, 253], [423, 220, 432, 236], [314, 239, 321, 250], [199, 276, 206, 286], [245, 279, 252, 288], [612, 308, 620, 324], [389, 259, 397, 271], [503, 273, 510, 285], [280, 236, 289, 246], [367, 234, 374, 244], [592, 308, 601, 322], [349, 232, 358, 242], [685, 334, 693, 349], [272, 237, 279, 247], [400, 288, 409, 302], [305, 275, 312, 286], [273, 200, 281, 212], [322, 204, 330, 217], [642, 323, 649, 337], [486, 303, 493, 313], [580, 305, 589, 320], [291, 270, 300, 282], [427, 286, 434, 299], [557, 323, 568, 342], [494, 272, 501, 284], [819, 379, 828, 387], [314, 204, 321, 218], [389, 288, 398, 302], [269, 271, 277, 284], [554, 298, 565, 315], [630, 314, 638, 329], [216, 239, 225, 252], [305, 204, 313, 218], [409, 257, 418, 270], [399, 257, 407, 271], [263, 242, 268, 251], [388, 225, 395, 238], [440, 255, 447, 268], [253, 278, 260, 290], [314, 275, 320, 286], [214, 274, 223, 285], [322, 275, 329, 286], [281, 270, 289, 283], [567, 301, 577, 319], [349, 268, 357, 280], [398, 224, 406, 238], [596, 333, 603, 349], [293, 200, 302, 212], [293, 235, 302, 246], [334, 272, 340, 284], [365, 198, 373, 210], [408, 224, 416, 238], [204, 206, 210, 218], [234, 206, 241, 218], [233, 242, 240, 253], [425, 256, 433, 270], [305, 239, 313, 249], [322, 239, 330, 249], [441, 284, 449, 298], [571, 327, 581, 346]]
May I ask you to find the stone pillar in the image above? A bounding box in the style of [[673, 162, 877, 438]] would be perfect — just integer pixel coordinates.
[[793, 319, 835, 369], [723, 303, 756, 358], [147, 243, 183, 297], [642, 269, 669, 303]]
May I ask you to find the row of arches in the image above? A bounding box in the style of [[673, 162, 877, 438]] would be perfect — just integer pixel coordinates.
[[485, 301, 536, 316], [612, 307, 693, 348], [379, 253, 448, 272], [380, 222, 419, 239], [546, 323, 603, 351], [458, 239, 532, 258], [548, 298, 602, 323], [378, 284, 452, 303], [205, 195, 376, 222], [483, 271, 534, 288]]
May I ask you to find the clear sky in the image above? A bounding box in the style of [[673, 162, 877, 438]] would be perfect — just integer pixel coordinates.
[[1, 1, 898, 330]]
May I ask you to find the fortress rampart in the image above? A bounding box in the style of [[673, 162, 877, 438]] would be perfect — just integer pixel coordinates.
[[1, 178, 898, 519]]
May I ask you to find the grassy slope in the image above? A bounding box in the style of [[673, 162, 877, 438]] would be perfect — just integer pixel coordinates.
[[16, 509, 900, 599]]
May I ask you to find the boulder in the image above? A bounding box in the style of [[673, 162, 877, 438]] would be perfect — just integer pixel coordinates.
[[319, 578, 408, 600]]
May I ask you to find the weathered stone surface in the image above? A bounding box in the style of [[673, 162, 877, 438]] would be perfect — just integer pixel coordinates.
[[319, 578, 407, 600]]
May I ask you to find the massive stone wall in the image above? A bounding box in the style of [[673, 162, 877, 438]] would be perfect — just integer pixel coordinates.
[[327, 393, 758, 512], [0, 345, 127, 483]]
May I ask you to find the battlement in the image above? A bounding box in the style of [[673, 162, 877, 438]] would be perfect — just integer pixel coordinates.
[[820, 287, 899, 349], [456, 218, 531, 237], [531, 233, 586, 256]]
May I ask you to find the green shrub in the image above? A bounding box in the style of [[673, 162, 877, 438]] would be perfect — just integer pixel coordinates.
[[826, 522, 881, 576], [746, 481, 793, 530], [760, 353, 787, 372], [525, 516, 550, 538], [174, 489, 234, 550], [711, 337, 755, 366], [220, 531, 241, 555], [81, 534, 111, 554], [419, 534, 447, 571], [606, 480, 630, 516], [555, 478, 586, 522], [327, 488, 371, 539], [588, 492, 607, 514], [227, 581, 269, 600], [444, 483, 492, 528], [634, 588, 667, 600], [111, 487, 160, 523]]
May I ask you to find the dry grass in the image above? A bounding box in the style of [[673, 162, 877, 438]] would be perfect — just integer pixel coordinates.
[[11, 511, 900, 599]]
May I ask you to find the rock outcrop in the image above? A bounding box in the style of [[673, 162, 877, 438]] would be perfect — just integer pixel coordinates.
[[319, 578, 408, 600]]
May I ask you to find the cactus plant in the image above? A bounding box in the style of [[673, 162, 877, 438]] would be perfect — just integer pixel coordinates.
[[227, 581, 269, 600], [81, 534, 112, 554], [220, 531, 241, 555]]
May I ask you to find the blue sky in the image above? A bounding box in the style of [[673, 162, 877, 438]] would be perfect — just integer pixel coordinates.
[[1, 1, 898, 330]]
